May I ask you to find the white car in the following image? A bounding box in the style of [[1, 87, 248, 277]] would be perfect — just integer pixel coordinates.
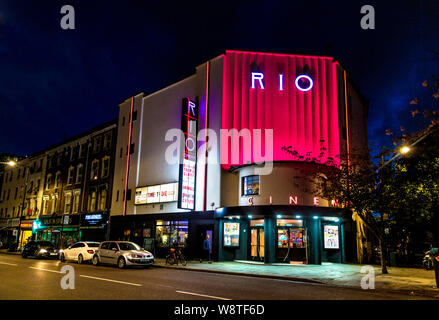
[[60, 241, 100, 264]]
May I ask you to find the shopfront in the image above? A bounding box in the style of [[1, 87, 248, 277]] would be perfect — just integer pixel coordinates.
[[216, 205, 349, 264], [0, 218, 20, 248], [109, 212, 217, 260], [34, 215, 80, 249], [79, 212, 109, 242], [18, 220, 34, 249]]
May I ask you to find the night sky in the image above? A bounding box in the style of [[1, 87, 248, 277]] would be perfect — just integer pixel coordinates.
[[1, 1, 438, 159]]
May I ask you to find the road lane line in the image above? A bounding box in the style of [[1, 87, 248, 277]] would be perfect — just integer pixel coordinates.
[[79, 275, 142, 287], [0, 261, 18, 266], [29, 267, 61, 273], [176, 290, 231, 300]]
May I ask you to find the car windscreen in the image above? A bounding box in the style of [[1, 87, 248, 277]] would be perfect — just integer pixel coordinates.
[[118, 243, 141, 251], [38, 241, 54, 247], [87, 243, 100, 247]]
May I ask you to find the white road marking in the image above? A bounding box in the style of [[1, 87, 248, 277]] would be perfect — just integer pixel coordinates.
[[0, 261, 18, 266], [29, 267, 61, 273], [176, 290, 231, 300], [79, 275, 142, 287]]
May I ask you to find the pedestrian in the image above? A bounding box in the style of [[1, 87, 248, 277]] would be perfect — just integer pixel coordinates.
[[429, 242, 439, 288], [201, 235, 211, 263]]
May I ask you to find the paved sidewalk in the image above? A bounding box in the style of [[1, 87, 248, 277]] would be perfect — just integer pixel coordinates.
[[152, 258, 439, 298], [0, 249, 20, 255]]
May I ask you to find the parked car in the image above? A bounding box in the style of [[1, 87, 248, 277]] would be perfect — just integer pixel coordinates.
[[60, 241, 100, 264], [22, 241, 59, 259], [92, 241, 154, 269]]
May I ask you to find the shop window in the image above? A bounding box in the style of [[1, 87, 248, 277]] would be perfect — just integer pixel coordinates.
[[242, 175, 260, 196], [276, 219, 303, 227], [155, 220, 188, 248]]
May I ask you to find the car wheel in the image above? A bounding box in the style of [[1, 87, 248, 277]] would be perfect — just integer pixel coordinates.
[[77, 254, 83, 264], [60, 253, 66, 262], [92, 255, 100, 266], [118, 257, 126, 269]]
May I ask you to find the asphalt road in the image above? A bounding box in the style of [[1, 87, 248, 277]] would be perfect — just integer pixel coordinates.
[[0, 254, 434, 300]]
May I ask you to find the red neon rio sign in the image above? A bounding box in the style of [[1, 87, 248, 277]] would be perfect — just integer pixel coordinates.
[[221, 50, 341, 169]]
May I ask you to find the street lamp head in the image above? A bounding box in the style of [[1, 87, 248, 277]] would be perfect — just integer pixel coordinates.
[[7, 160, 17, 167], [400, 146, 411, 154]]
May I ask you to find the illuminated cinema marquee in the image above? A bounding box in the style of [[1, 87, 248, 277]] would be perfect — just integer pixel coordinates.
[[178, 98, 198, 210], [251, 72, 313, 91]]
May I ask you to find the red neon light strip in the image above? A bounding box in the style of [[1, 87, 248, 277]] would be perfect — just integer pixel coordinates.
[[123, 96, 134, 216], [203, 61, 210, 211]]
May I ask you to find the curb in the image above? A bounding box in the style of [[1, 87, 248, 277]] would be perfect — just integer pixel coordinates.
[[0, 250, 20, 255]]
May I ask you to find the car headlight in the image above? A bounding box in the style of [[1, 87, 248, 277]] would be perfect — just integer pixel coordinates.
[[39, 249, 47, 253], [130, 253, 138, 258]]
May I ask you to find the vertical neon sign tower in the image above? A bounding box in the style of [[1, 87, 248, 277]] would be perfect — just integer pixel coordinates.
[[178, 98, 199, 210]]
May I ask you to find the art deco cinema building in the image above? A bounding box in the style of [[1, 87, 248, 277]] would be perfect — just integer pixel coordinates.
[[110, 50, 368, 264]]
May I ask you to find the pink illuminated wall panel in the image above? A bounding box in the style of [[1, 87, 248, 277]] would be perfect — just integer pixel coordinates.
[[221, 50, 340, 169]]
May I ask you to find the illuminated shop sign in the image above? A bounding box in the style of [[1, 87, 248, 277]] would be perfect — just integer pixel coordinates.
[[251, 72, 313, 91], [178, 98, 198, 210], [323, 225, 339, 249], [135, 183, 178, 205], [223, 222, 240, 247], [85, 214, 103, 220]]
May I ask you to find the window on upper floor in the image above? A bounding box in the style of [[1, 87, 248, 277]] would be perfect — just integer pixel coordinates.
[[76, 164, 83, 184], [99, 189, 107, 211], [67, 167, 75, 185], [55, 172, 61, 189], [93, 136, 102, 153], [103, 132, 112, 150], [89, 190, 97, 212], [90, 160, 99, 180], [64, 192, 72, 214], [242, 175, 260, 196], [101, 157, 110, 178]]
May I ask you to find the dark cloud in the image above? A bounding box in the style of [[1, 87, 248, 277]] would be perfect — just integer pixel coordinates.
[[0, 0, 438, 157]]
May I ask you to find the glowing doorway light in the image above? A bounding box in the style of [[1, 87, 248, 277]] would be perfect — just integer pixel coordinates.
[[295, 75, 313, 91]]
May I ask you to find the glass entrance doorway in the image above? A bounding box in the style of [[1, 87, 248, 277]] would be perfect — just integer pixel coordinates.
[[276, 219, 307, 263], [249, 220, 264, 261]]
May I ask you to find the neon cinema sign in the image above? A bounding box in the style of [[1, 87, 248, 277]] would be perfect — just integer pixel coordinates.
[[177, 98, 198, 210], [251, 72, 313, 91]]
